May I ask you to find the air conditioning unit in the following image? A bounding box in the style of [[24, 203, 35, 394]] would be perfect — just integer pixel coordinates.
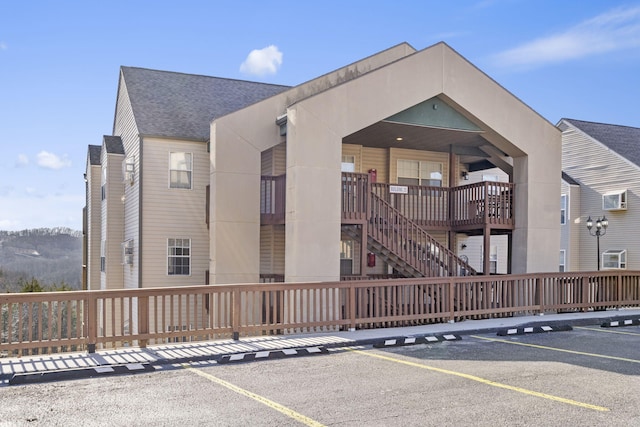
[[603, 190, 627, 211], [123, 157, 135, 185], [122, 239, 134, 265]]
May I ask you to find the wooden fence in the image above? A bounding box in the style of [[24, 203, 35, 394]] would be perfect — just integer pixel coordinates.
[[2, 271, 640, 356]]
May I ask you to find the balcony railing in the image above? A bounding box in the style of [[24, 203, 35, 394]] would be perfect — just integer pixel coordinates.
[[341, 173, 514, 229], [2, 271, 639, 356], [260, 175, 286, 224], [260, 173, 515, 229]]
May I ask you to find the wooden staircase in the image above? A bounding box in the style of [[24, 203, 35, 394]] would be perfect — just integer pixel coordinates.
[[345, 192, 476, 278]]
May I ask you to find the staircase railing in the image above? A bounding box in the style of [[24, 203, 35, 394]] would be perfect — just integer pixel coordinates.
[[369, 192, 476, 276]]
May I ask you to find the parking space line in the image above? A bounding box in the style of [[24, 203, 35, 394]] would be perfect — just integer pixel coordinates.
[[353, 350, 608, 412], [182, 364, 325, 427], [471, 335, 640, 364], [575, 326, 640, 336]]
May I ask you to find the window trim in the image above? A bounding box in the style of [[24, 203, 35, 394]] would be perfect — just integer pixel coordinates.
[[397, 159, 443, 187], [559, 249, 566, 272], [169, 152, 193, 190], [167, 238, 191, 276]]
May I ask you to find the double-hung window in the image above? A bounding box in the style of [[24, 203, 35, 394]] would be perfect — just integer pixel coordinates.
[[559, 250, 566, 272], [168, 238, 190, 275], [560, 194, 567, 225], [397, 160, 443, 187], [169, 152, 192, 189]]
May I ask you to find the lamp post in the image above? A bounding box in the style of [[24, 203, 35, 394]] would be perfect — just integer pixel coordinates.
[[586, 215, 608, 270]]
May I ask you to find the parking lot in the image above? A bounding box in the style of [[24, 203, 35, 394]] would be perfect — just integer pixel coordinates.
[[2, 323, 640, 426]]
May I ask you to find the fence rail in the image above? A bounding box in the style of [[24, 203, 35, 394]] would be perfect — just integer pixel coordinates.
[[2, 271, 640, 356]]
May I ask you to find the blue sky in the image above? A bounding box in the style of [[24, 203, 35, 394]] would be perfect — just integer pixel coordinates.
[[1, 0, 639, 231]]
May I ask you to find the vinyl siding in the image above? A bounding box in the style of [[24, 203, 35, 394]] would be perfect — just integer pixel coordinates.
[[458, 234, 508, 274], [86, 161, 102, 291], [562, 124, 640, 270], [260, 225, 285, 275], [101, 151, 125, 290], [560, 181, 581, 272], [140, 137, 210, 288], [362, 147, 388, 182], [113, 76, 141, 289]]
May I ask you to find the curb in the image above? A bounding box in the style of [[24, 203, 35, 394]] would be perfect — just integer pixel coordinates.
[[218, 346, 328, 364], [9, 363, 154, 386], [496, 324, 572, 336], [601, 318, 640, 328], [373, 334, 461, 348]]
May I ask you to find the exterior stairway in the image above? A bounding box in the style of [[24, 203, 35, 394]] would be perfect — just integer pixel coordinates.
[[345, 192, 476, 278]]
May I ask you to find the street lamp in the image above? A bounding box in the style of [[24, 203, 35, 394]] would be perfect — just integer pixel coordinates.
[[586, 215, 608, 270]]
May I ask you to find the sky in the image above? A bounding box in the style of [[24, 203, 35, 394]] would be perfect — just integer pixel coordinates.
[[1, 0, 639, 231]]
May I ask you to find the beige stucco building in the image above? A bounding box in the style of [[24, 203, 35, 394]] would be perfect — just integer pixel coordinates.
[[84, 42, 561, 291]]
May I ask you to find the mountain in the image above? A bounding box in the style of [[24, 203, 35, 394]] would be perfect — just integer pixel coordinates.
[[0, 228, 82, 292]]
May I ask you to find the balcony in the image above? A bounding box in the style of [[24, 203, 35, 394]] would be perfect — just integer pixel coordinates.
[[260, 173, 514, 232], [341, 173, 514, 232]]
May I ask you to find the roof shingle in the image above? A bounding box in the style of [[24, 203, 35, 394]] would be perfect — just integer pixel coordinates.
[[120, 67, 290, 141]]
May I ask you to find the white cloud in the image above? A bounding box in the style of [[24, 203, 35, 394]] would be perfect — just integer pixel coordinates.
[[37, 151, 72, 170], [493, 6, 640, 69], [16, 154, 29, 167], [240, 45, 283, 76], [0, 41, 7, 51]]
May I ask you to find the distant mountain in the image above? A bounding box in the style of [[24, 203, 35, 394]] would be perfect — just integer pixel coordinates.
[[0, 228, 82, 292]]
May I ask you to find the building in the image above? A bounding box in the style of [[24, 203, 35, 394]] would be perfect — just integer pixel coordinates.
[[83, 42, 561, 291], [559, 119, 640, 271]]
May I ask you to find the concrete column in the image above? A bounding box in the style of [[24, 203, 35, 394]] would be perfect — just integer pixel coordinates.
[[284, 105, 342, 282]]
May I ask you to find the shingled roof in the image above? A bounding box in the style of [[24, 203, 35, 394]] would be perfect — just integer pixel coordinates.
[[120, 67, 290, 141], [103, 135, 124, 155], [88, 144, 102, 166], [563, 118, 640, 168]]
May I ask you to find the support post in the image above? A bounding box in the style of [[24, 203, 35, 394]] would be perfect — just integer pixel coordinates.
[[86, 294, 97, 354], [138, 295, 149, 348], [232, 288, 241, 340]]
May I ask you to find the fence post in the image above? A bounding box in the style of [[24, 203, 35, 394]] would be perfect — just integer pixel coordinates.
[[537, 277, 544, 314], [138, 295, 149, 348], [581, 275, 589, 312], [349, 284, 356, 331], [617, 272, 622, 310], [448, 277, 456, 323], [86, 293, 97, 354], [232, 288, 241, 340]]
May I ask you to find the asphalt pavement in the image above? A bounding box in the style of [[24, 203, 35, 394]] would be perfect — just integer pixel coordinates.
[[3, 308, 640, 386]]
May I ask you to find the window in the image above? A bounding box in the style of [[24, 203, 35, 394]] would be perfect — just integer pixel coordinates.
[[397, 160, 443, 187], [560, 194, 567, 225], [603, 190, 627, 211], [100, 240, 106, 272], [340, 240, 354, 276], [341, 155, 355, 173], [602, 249, 627, 270], [482, 174, 499, 182], [168, 238, 190, 275], [481, 245, 498, 274], [559, 250, 566, 272], [169, 152, 192, 189], [101, 167, 107, 201]]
